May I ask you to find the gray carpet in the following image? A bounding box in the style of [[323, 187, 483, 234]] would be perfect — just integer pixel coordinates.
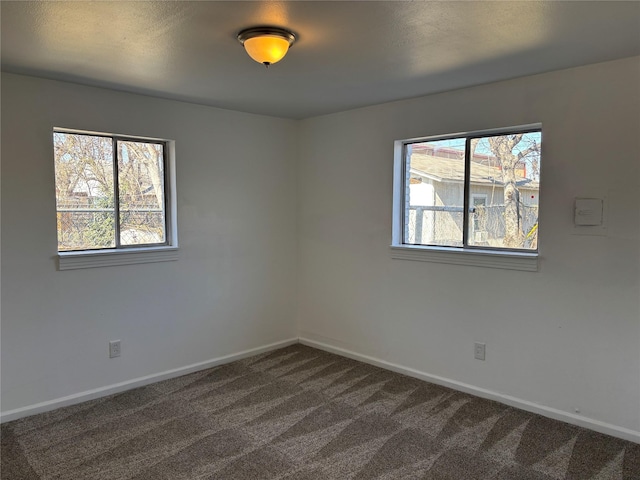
[[1, 344, 639, 479]]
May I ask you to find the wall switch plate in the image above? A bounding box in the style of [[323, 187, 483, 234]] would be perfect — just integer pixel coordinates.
[[474, 342, 486, 361], [109, 340, 121, 358]]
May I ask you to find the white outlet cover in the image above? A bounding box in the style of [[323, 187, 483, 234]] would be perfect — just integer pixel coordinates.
[[109, 340, 121, 358]]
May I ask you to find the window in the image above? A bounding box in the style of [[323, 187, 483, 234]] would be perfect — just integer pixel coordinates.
[[392, 125, 541, 271], [54, 129, 177, 269]]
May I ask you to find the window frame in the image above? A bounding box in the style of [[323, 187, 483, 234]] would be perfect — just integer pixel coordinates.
[[54, 128, 178, 270], [391, 124, 541, 272]]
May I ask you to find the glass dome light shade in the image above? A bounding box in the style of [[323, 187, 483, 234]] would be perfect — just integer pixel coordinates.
[[238, 27, 296, 66], [243, 35, 291, 65]]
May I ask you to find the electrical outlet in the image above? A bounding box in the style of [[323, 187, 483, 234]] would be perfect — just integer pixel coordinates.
[[109, 340, 121, 358], [474, 342, 486, 361]]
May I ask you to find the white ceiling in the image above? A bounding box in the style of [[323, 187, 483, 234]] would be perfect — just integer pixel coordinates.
[[2, 1, 639, 119]]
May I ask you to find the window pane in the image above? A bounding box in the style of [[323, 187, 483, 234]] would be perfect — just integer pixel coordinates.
[[405, 138, 466, 246], [117, 141, 166, 246], [54, 132, 115, 251], [468, 132, 541, 250]]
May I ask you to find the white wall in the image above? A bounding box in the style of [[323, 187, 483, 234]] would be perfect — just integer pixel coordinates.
[[297, 58, 640, 435], [1, 74, 298, 412], [3, 58, 639, 439]]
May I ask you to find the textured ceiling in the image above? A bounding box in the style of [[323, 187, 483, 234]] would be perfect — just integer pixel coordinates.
[[2, 1, 639, 119]]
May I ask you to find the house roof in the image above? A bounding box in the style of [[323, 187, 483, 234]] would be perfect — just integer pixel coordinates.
[[410, 153, 539, 189]]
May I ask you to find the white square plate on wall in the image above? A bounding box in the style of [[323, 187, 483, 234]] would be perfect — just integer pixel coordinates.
[[572, 195, 608, 236]]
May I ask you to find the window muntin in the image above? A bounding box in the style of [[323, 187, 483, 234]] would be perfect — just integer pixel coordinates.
[[54, 130, 169, 252], [402, 128, 541, 252]]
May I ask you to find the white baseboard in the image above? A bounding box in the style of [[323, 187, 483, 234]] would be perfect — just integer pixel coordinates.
[[0, 338, 298, 424], [299, 336, 640, 444], [4, 335, 638, 444]]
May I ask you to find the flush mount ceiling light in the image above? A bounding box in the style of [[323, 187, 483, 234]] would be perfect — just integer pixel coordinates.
[[237, 26, 296, 67]]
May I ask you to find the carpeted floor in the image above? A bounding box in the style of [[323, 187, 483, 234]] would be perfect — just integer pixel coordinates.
[[1, 344, 639, 479]]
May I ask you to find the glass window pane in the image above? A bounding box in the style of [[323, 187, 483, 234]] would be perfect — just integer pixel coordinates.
[[54, 132, 115, 251], [468, 132, 541, 250], [117, 141, 166, 246], [405, 138, 466, 246]]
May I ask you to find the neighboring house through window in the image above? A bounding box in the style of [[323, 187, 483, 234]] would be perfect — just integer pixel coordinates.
[[392, 125, 541, 271]]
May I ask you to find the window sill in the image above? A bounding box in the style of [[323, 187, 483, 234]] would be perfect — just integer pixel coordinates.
[[390, 245, 538, 271], [58, 246, 179, 271]]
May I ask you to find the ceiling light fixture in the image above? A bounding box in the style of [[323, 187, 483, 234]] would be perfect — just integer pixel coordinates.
[[237, 26, 296, 67]]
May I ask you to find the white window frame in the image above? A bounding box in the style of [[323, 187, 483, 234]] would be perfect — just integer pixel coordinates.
[[391, 125, 540, 272], [55, 128, 178, 270]]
